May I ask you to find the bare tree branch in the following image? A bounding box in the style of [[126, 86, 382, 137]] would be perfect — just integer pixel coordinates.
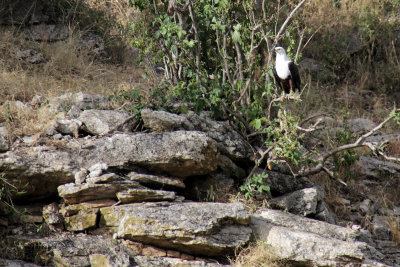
[[295, 110, 398, 178]]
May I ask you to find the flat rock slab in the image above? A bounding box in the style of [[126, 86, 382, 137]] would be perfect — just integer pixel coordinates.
[[126, 171, 186, 190], [100, 202, 251, 256], [134, 256, 231, 267], [117, 188, 176, 204], [58, 182, 142, 204], [78, 131, 220, 177], [251, 208, 382, 266]]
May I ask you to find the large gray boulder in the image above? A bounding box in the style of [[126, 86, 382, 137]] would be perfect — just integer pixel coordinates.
[[77, 132, 220, 177], [100, 202, 251, 256], [0, 146, 77, 200], [269, 187, 321, 217], [263, 170, 314, 195], [141, 109, 252, 161], [251, 208, 382, 266], [352, 156, 400, 180], [1, 131, 219, 200]]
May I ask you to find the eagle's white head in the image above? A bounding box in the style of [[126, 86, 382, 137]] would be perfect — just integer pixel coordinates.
[[275, 46, 290, 61]]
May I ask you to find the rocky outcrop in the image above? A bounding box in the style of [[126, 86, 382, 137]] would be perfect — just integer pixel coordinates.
[[0, 147, 77, 200], [100, 202, 251, 256], [3, 131, 219, 200], [353, 156, 400, 180], [141, 109, 252, 161], [251, 208, 380, 266], [76, 132, 220, 177], [0, 234, 136, 266]]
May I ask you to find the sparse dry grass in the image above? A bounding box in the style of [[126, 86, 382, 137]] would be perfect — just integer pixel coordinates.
[[231, 241, 288, 267], [0, 22, 157, 138]]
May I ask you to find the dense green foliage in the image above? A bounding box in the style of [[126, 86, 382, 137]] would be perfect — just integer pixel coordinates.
[[129, 0, 300, 123]]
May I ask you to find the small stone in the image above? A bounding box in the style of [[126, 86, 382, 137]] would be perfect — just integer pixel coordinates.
[[89, 162, 108, 172], [359, 199, 372, 214], [68, 105, 82, 119], [123, 240, 143, 254], [181, 253, 195, 260], [88, 169, 103, 178], [75, 169, 88, 185], [167, 250, 180, 258], [64, 208, 98, 232], [89, 254, 113, 267], [55, 119, 82, 137], [141, 246, 167, 257], [43, 203, 63, 225]]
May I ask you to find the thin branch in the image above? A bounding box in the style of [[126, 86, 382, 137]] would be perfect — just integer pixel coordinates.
[[299, 112, 328, 127], [296, 118, 323, 132], [296, 110, 398, 177], [295, 28, 305, 62], [272, 0, 306, 48]]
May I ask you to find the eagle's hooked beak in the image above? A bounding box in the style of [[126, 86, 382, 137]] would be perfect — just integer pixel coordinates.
[[274, 47, 279, 53]]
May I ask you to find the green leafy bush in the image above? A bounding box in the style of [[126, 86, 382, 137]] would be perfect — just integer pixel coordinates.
[[240, 173, 271, 200], [129, 0, 300, 126]]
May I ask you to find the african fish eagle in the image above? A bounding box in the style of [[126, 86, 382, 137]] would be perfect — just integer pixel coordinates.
[[273, 47, 301, 94]]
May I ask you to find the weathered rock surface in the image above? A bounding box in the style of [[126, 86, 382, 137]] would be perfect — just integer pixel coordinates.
[[0, 259, 41, 267], [78, 109, 136, 135], [0, 147, 76, 200], [299, 57, 337, 82], [77, 132, 220, 177], [58, 182, 142, 204], [3, 130, 219, 200], [269, 187, 321, 216], [142, 109, 194, 132], [254, 168, 314, 195], [126, 171, 186, 190], [353, 156, 400, 179], [50, 92, 109, 112], [0, 234, 136, 266], [16, 49, 46, 64], [55, 118, 82, 137], [347, 118, 375, 133], [251, 208, 382, 266], [117, 188, 176, 204], [141, 109, 252, 161], [77, 32, 106, 56], [0, 126, 9, 152], [134, 256, 230, 267], [23, 24, 69, 41], [100, 202, 251, 256]]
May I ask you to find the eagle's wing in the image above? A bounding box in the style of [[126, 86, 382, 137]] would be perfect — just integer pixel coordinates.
[[288, 62, 301, 90], [272, 67, 283, 91]]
